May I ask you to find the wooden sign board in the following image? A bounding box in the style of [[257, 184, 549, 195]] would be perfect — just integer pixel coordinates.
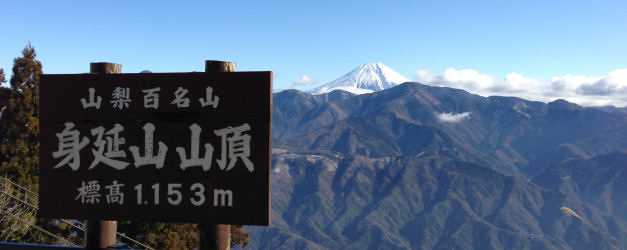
[[39, 72, 271, 225]]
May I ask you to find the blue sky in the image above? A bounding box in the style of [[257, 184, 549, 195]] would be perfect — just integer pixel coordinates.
[[2, 0, 626, 106]]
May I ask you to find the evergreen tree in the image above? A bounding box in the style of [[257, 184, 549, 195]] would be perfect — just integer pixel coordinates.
[[0, 69, 7, 164], [0, 68, 6, 83], [0, 43, 42, 190]]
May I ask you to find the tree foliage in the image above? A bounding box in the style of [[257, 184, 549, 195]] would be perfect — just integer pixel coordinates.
[[0, 70, 9, 164], [117, 222, 198, 249], [117, 222, 250, 249], [0, 44, 80, 245], [0, 44, 42, 190], [0, 68, 6, 84], [231, 225, 249, 247]]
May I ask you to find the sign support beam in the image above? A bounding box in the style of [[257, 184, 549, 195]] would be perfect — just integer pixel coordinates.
[[85, 62, 120, 249], [198, 60, 235, 250]]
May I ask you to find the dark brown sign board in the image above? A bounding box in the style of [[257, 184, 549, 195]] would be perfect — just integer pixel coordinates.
[[39, 72, 271, 225]]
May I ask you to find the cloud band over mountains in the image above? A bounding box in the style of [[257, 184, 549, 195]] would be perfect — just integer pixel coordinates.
[[415, 68, 627, 107]]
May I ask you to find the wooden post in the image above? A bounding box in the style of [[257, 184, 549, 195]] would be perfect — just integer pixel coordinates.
[[205, 60, 235, 73], [198, 60, 235, 250], [85, 62, 120, 249], [90, 63, 122, 74]]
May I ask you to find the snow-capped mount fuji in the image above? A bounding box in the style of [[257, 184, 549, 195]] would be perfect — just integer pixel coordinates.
[[310, 62, 410, 95]]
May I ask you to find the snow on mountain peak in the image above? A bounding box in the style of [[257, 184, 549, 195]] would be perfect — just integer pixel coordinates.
[[311, 63, 410, 95]]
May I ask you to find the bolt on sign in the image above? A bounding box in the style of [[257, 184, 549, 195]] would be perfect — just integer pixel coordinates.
[[39, 72, 271, 225]]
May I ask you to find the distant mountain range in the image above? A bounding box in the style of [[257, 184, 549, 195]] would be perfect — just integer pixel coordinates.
[[244, 64, 627, 249], [277, 83, 627, 174], [310, 63, 410, 95]]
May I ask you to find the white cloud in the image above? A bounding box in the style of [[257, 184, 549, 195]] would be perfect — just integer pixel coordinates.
[[577, 69, 627, 96], [416, 68, 493, 92], [442, 68, 493, 90], [437, 112, 471, 123], [414, 68, 627, 107], [550, 74, 601, 93], [414, 69, 435, 83], [495, 72, 542, 93], [293, 75, 318, 85]]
